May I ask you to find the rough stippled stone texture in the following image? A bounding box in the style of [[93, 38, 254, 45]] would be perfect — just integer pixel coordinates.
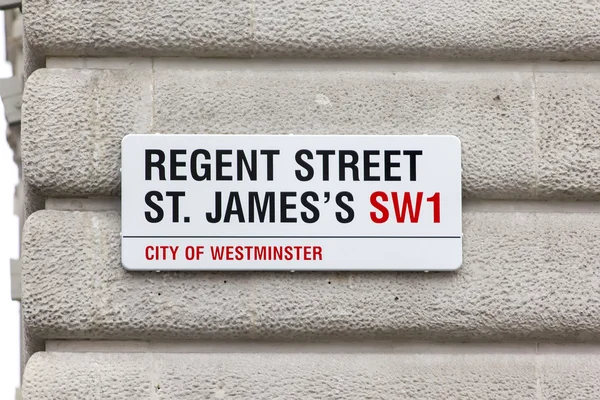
[[21, 68, 152, 196], [535, 73, 600, 198], [22, 351, 600, 399], [23, 0, 252, 58], [21, 68, 600, 199], [538, 351, 600, 399], [23, 0, 600, 61], [21, 210, 600, 341], [24, 353, 152, 399], [154, 69, 536, 200], [18, 0, 600, 395]]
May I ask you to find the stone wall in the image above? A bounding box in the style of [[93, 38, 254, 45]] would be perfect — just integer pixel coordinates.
[[16, 0, 600, 398]]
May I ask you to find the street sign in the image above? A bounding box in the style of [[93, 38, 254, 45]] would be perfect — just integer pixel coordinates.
[[121, 134, 462, 271]]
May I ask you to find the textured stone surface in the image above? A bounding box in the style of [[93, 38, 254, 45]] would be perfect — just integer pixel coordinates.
[[23, 353, 152, 400], [23, 350, 600, 399], [23, 181, 44, 221], [154, 69, 537, 200], [22, 351, 532, 399], [538, 348, 600, 399], [23, 0, 252, 58], [22, 68, 152, 196], [23, 0, 600, 61], [22, 68, 600, 199], [536, 73, 600, 198], [22, 210, 600, 341]]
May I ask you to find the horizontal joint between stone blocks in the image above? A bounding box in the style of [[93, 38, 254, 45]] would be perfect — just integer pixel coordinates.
[[43, 340, 600, 355], [44, 197, 120, 211]]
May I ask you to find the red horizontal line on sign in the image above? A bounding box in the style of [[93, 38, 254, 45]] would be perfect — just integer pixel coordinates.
[[123, 236, 461, 239]]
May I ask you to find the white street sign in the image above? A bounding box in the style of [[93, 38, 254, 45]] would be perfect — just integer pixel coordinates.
[[121, 134, 462, 271]]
